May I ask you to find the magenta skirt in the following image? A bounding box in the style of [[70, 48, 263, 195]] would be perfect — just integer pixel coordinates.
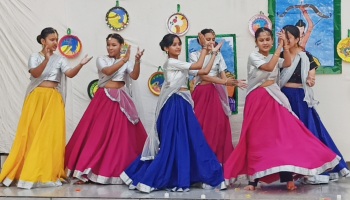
[[192, 84, 233, 163], [224, 87, 339, 184], [65, 88, 147, 184]]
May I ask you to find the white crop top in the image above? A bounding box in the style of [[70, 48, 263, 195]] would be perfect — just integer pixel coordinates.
[[28, 52, 71, 82], [189, 51, 226, 77], [247, 51, 283, 81], [164, 58, 195, 88], [96, 55, 133, 83]]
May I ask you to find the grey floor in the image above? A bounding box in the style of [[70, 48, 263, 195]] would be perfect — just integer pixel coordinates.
[[1, 113, 349, 199], [0, 179, 349, 200]]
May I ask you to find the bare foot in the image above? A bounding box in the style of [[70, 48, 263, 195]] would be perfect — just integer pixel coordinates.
[[74, 180, 87, 185], [244, 185, 255, 191], [286, 181, 297, 190]]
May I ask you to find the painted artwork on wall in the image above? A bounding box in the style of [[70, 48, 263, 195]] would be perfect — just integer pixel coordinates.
[[185, 34, 238, 114], [248, 13, 272, 36], [148, 71, 165, 96], [268, 0, 341, 74], [166, 13, 189, 36], [105, 6, 129, 31], [59, 35, 82, 59], [87, 79, 98, 99]]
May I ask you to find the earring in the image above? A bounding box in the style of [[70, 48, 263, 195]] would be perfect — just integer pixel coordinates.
[[165, 51, 168, 54]]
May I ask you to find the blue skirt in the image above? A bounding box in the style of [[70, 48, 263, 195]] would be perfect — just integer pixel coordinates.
[[281, 87, 349, 176], [121, 94, 224, 192]]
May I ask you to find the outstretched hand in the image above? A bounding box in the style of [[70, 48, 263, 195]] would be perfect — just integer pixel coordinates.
[[226, 78, 247, 89], [212, 41, 224, 53], [135, 47, 145, 61], [80, 54, 93, 65], [235, 79, 248, 89], [306, 76, 315, 87], [277, 29, 289, 49], [42, 46, 51, 60], [198, 33, 210, 48], [123, 45, 131, 61]]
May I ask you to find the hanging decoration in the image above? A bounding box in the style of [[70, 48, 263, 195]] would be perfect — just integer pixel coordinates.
[[105, 0, 129, 31], [58, 28, 82, 59], [248, 12, 272, 36], [148, 66, 164, 96], [337, 29, 350, 63], [87, 79, 99, 99], [166, 4, 189, 36]]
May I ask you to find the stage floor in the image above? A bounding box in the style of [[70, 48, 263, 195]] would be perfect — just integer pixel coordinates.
[[1, 114, 349, 199], [0, 178, 349, 200]]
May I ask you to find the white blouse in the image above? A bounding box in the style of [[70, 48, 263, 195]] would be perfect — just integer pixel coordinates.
[[164, 58, 194, 88], [96, 56, 133, 86], [189, 51, 226, 79], [28, 52, 71, 82]]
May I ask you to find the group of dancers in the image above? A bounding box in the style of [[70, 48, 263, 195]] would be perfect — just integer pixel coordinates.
[[0, 25, 348, 192]]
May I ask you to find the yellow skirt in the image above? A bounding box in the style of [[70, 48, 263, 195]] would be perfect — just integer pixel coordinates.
[[0, 87, 66, 189]]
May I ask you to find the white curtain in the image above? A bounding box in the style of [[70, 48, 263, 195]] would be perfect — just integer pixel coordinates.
[[1, 0, 348, 162]]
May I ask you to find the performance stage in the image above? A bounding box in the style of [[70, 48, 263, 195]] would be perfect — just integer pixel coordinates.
[[0, 178, 349, 200]]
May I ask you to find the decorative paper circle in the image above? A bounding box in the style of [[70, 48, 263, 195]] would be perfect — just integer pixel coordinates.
[[87, 79, 99, 99], [148, 72, 164, 96], [248, 14, 272, 36], [166, 13, 189, 36], [105, 6, 129, 31], [58, 35, 82, 58], [337, 38, 350, 62]]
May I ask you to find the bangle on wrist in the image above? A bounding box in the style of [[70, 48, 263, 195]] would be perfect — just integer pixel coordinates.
[[211, 51, 218, 56], [121, 59, 127, 63], [135, 60, 141, 64]]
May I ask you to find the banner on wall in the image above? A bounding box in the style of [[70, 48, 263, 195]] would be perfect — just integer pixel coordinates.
[[268, 0, 342, 74]]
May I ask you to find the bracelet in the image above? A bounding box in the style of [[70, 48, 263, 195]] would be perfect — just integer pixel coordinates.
[[121, 59, 127, 63], [274, 53, 279, 57], [211, 51, 218, 56], [202, 46, 207, 49], [135, 60, 141, 64]]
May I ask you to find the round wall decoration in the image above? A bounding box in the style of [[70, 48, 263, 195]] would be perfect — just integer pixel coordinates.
[[337, 37, 350, 62], [248, 14, 272, 36], [106, 6, 129, 31], [87, 79, 99, 99], [166, 13, 189, 36], [58, 34, 82, 58], [148, 71, 164, 96]]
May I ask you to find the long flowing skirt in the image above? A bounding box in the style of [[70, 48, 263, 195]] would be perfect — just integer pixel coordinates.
[[121, 94, 225, 193], [224, 87, 340, 184], [0, 87, 66, 189], [65, 88, 147, 184], [281, 87, 349, 177], [192, 84, 234, 163]]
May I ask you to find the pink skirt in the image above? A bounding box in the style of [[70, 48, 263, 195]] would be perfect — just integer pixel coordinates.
[[224, 87, 339, 184], [65, 88, 147, 184], [192, 84, 234, 163]]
